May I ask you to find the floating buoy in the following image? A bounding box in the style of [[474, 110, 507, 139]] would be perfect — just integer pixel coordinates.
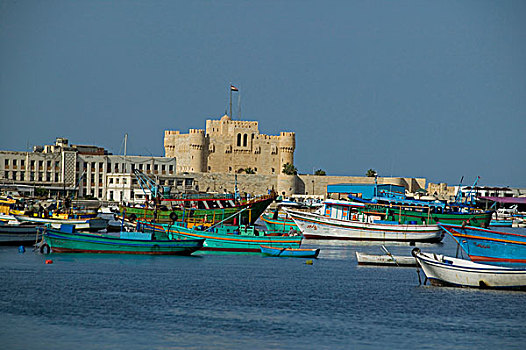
[[305, 260, 313, 265], [45, 259, 53, 264], [18, 245, 25, 253]]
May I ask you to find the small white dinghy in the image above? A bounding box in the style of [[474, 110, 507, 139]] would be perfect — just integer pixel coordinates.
[[356, 252, 416, 266], [412, 248, 526, 290], [356, 245, 417, 266]]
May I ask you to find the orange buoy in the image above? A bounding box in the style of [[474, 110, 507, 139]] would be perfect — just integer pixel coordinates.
[[45, 259, 53, 264]]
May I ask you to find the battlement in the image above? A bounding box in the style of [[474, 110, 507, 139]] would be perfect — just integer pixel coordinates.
[[165, 130, 180, 136], [189, 129, 205, 134], [280, 132, 295, 137]]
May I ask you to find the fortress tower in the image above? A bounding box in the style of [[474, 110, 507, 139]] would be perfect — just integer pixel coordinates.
[[164, 115, 295, 175], [278, 132, 295, 170]]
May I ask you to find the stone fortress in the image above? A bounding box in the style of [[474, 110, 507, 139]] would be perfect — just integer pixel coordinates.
[[164, 115, 295, 175], [163, 114, 426, 197]]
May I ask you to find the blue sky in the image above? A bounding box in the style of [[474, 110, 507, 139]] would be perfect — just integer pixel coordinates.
[[1, 1, 525, 187]]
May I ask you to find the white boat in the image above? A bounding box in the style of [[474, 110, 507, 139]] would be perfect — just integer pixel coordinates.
[[286, 207, 443, 242], [412, 248, 526, 290], [355, 251, 416, 266], [14, 215, 108, 231]]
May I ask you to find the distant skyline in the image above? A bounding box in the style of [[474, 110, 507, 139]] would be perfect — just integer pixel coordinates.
[[1, 1, 525, 187]]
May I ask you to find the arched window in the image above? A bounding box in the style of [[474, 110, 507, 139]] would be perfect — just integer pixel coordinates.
[[243, 134, 248, 147], [237, 133, 241, 146]]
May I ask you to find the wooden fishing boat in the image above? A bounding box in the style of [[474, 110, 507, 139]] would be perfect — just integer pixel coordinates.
[[489, 219, 514, 227], [138, 220, 302, 253], [14, 215, 108, 232], [355, 252, 416, 266], [439, 224, 526, 266], [40, 226, 204, 255], [286, 206, 443, 242], [412, 248, 526, 290], [260, 245, 320, 258], [121, 193, 276, 225], [362, 203, 493, 228], [0, 221, 42, 245], [260, 212, 299, 233]]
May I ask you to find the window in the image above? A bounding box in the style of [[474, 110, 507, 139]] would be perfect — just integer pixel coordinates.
[[13, 159, 17, 166], [109, 178, 113, 184], [243, 134, 248, 147], [154, 164, 158, 171], [4, 159, 8, 167], [237, 133, 241, 146], [21, 160, 25, 166], [47, 160, 51, 168]]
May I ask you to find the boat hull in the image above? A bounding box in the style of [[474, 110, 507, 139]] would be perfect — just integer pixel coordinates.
[[139, 221, 302, 253], [14, 215, 108, 231], [260, 213, 299, 233], [121, 195, 275, 225], [364, 204, 493, 228], [413, 249, 526, 289], [288, 210, 443, 242], [0, 223, 41, 245], [439, 224, 526, 266], [355, 252, 416, 266], [260, 245, 320, 258], [43, 228, 204, 255]]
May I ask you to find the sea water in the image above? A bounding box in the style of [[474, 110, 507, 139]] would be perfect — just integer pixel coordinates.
[[1, 231, 526, 350]]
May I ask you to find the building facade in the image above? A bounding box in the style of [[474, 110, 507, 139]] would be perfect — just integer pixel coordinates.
[[0, 138, 186, 200], [164, 115, 295, 175]]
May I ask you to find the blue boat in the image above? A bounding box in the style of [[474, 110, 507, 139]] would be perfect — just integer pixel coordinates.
[[260, 245, 320, 258], [489, 219, 513, 227], [439, 224, 526, 266]]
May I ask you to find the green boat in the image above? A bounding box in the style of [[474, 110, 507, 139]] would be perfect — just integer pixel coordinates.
[[121, 194, 276, 225], [362, 203, 493, 228], [40, 226, 204, 255], [260, 212, 299, 233], [138, 220, 303, 253]]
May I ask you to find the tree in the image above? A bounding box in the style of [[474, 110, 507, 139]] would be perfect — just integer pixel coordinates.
[[366, 169, 377, 177], [282, 163, 298, 175], [314, 169, 326, 176], [244, 167, 256, 174]]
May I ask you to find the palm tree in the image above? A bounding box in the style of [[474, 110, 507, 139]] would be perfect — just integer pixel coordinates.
[[366, 169, 377, 177], [282, 163, 298, 175], [244, 167, 255, 174], [314, 169, 326, 176]]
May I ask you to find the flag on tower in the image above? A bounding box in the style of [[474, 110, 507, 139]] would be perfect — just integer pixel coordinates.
[[230, 85, 238, 91]]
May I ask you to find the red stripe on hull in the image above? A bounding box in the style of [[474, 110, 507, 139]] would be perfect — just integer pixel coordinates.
[[469, 255, 526, 264], [50, 247, 196, 255]]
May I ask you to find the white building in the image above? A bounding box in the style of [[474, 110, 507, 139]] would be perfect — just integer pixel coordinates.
[[0, 138, 193, 201]]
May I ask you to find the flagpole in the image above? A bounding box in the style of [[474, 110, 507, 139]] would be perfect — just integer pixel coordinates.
[[229, 84, 232, 118]]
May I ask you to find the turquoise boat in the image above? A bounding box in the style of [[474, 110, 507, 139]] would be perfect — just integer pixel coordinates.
[[138, 220, 303, 253], [40, 226, 204, 255], [260, 245, 320, 258], [260, 212, 299, 233]]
